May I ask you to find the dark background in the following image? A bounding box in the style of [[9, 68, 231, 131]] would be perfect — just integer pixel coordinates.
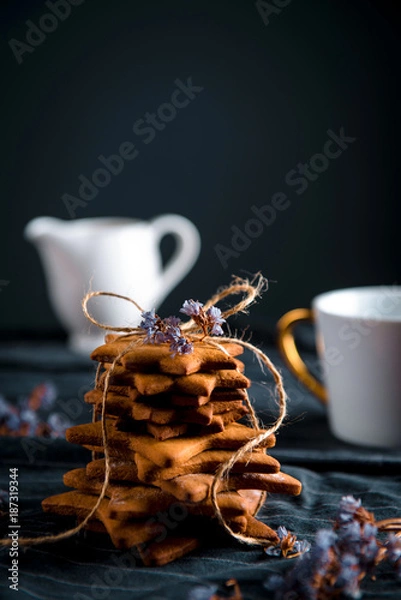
[[1, 0, 400, 337]]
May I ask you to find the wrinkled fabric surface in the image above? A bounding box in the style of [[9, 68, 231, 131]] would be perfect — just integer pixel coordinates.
[[0, 341, 400, 600]]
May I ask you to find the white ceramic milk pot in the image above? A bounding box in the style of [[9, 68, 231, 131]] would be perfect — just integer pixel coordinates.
[[24, 215, 201, 354]]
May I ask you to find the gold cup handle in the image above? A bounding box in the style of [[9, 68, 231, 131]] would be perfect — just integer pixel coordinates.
[[277, 308, 328, 404]]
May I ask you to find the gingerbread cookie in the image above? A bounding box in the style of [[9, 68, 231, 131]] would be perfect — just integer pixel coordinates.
[[135, 450, 280, 483], [91, 339, 243, 375], [99, 367, 250, 397], [86, 458, 140, 483], [157, 471, 302, 503], [66, 421, 276, 468]]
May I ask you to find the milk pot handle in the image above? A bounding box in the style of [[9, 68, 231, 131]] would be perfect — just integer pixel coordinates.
[[151, 214, 201, 303]]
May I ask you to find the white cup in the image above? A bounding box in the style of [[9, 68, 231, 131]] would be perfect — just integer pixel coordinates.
[[278, 286, 401, 448]]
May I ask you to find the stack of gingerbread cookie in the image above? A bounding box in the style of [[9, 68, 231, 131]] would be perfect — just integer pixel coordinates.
[[42, 335, 301, 566]]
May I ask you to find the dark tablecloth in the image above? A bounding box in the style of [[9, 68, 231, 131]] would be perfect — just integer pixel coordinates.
[[0, 341, 400, 600]]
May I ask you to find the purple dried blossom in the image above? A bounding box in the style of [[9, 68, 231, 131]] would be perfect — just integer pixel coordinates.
[[169, 336, 194, 357], [163, 324, 182, 342], [263, 496, 401, 600], [140, 309, 157, 328], [265, 550, 318, 600], [337, 496, 362, 526], [358, 523, 380, 569], [47, 413, 72, 438], [315, 528, 338, 551], [336, 553, 362, 599], [0, 382, 72, 438], [163, 316, 181, 328], [206, 306, 225, 336], [293, 539, 312, 554], [338, 520, 363, 548], [152, 330, 168, 344], [139, 309, 194, 356], [180, 299, 204, 317], [37, 381, 58, 409], [4, 410, 21, 432], [180, 300, 226, 337], [265, 529, 335, 599], [141, 299, 225, 356], [336, 507, 380, 576], [0, 395, 12, 419], [20, 409, 39, 435], [277, 526, 289, 540], [140, 309, 158, 340], [264, 526, 311, 558], [311, 529, 337, 578], [386, 534, 401, 578]]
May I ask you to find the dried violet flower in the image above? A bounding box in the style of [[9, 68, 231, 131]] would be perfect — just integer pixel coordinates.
[[264, 495, 401, 599], [180, 299, 204, 318], [386, 533, 401, 578], [335, 495, 375, 528], [139, 299, 226, 356], [264, 526, 311, 558], [180, 300, 226, 338], [0, 383, 70, 438], [139, 310, 193, 356], [47, 413, 73, 438]]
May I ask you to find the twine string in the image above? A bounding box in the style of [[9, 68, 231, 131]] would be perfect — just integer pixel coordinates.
[[208, 337, 287, 545], [180, 275, 266, 333], [82, 291, 145, 333], [376, 518, 401, 533]]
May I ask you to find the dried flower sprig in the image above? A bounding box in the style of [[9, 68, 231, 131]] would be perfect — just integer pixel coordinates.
[[139, 309, 193, 356], [386, 534, 401, 578], [180, 300, 226, 337], [0, 383, 70, 438], [264, 526, 311, 559], [139, 300, 226, 355], [265, 495, 401, 600]]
